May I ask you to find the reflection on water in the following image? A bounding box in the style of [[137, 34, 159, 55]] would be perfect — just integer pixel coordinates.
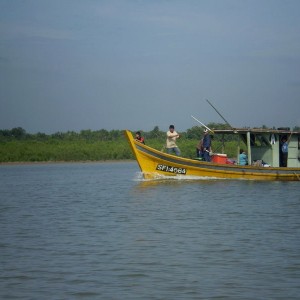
[[0, 162, 299, 299]]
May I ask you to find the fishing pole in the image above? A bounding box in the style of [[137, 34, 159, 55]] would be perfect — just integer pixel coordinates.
[[206, 99, 233, 129], [191, 115, 214, 134]]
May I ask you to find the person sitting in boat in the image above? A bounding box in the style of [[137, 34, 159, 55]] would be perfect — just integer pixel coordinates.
[[166, 125, 181, 156], [239, 149, 248, 165], [202, 129, 211, 162], [135, 131, 145, 144], [196, 138, 204, 159]]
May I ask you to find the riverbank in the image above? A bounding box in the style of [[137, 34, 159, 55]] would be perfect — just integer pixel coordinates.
[[0, 159, 136, 166]]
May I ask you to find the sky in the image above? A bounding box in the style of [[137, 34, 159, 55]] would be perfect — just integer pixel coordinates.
[[0, 0, 300, 134]]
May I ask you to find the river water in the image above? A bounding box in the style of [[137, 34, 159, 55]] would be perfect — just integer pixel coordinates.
[[0, 161, 299, 299]]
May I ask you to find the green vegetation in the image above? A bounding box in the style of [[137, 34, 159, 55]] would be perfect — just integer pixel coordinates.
[[0, 128, 132, 162], [0, 140, 132, 162], [2, 124, 298, 162]]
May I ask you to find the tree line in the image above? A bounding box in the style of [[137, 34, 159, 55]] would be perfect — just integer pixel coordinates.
[[0, 123, 238, 143], [2, 123, 299, 142], [0, 127, 124, 142], [1, 123, 299, 142]]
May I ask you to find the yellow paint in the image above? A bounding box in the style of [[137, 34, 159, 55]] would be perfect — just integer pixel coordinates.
[[124, 130, 300, 181]]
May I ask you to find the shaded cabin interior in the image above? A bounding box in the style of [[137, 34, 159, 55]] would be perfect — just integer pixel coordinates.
[[213, 128, 300, 168]]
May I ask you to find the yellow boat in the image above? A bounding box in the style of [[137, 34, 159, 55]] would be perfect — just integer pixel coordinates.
[[124, 128, 300, 181]]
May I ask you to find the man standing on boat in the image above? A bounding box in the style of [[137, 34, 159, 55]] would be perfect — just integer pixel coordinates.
[[202, 129, 212, 162], [166, 125, 181, 156], [281, 137, 288, 167]]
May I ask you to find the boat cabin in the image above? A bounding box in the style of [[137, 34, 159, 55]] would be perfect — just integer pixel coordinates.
[[213, 128, 300, 168]]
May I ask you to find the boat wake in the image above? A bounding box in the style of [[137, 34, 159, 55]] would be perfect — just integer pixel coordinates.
[[133, 171, 221, 182]]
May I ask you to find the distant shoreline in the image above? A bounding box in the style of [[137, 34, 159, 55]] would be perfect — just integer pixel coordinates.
[[0, 160, 136, 166]]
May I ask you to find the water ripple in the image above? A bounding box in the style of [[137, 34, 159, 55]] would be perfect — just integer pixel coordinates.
[[0, 162, 299, 299]]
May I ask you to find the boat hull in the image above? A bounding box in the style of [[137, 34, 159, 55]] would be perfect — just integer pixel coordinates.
[[125, 130, 300, 181]]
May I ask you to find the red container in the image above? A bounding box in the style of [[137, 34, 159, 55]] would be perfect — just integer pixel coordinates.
[[211, 153, 227, 164]]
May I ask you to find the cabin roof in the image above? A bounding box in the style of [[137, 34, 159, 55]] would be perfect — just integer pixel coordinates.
[[212, 128, 300, 135]]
